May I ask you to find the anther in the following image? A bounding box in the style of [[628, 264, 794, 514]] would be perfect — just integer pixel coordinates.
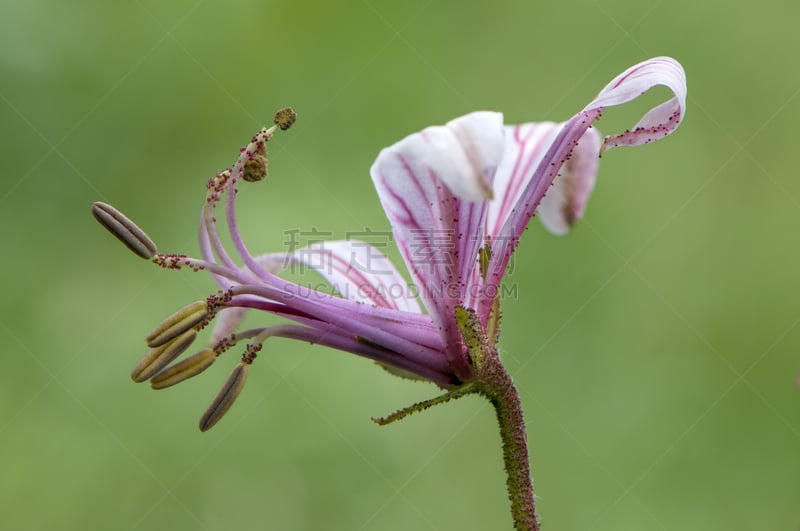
[[198, 361, 250, 432], [91, 202, 157, 259], [145, 300, 209, 348], [242, 147, 268, 182], [131, 329, 198, 383], [150, 348, 217, 390], [273, 107, 297, 131]]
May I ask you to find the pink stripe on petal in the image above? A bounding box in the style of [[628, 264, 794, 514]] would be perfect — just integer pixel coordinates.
[[536, 127, 602, 235], [586, 56, 687, 152], [277, 240, 422, 313], [370, 113, 506, 380], [482, 57, 686, 307], [487, 122, 561, 239], [443, 112, 506, 200], [483, 109, 604, 313]]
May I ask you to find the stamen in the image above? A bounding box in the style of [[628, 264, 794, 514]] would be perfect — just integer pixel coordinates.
[[205, 169, 232, 208], [150, 328, 267, 391], [149, 348, 217, 389], [152, 253, 191, 270], [91, 202, 157, 259], [131, 329, 197, 383], [273, 107, 297, 131], [212, 334, 238, 354], [151, 254, 250, 286], [242, 145, 268, 183], [202, 288, 235, 323], [201, 169, 240, 272], [145, 300, 208, 348], [198, 356, 253, 432]]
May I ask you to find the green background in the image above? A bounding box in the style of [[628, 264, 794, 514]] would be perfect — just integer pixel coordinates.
[[2, 0, 798, 529]]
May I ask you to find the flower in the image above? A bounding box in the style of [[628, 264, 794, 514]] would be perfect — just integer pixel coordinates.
[[371, 56, 686, 382], [93, 58, 686, 431]]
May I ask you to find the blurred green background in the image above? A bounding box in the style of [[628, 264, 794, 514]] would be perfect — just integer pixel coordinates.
[[2, 0, 798, 529]]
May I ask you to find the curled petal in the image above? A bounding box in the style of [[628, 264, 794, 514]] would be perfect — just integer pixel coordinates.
[[586, 56, 687, 152], [481, 57, 686, 319]]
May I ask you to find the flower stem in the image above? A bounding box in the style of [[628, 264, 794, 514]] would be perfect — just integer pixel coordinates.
[[477, 353, 540, 531]]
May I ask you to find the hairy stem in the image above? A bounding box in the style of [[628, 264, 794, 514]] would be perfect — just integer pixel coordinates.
[[477, 354, 539, 531]]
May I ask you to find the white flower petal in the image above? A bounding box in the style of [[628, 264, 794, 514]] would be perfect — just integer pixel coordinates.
[[486, 122, 562, 238], [368, 112, 505, 380], [484, 57, 686, 295], [586, 56, 687, 152], [536, 127, 602, 235], [272, 240, 422, 313], [442, 112, 506, 200], [384, 111, 504, 202]]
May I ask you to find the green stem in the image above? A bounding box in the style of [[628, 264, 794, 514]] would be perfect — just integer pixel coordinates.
[[477, 354, 540, 531]]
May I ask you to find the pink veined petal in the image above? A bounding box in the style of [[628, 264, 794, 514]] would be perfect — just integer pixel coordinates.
[[587, 56, 687, 152], [257, 241, 422, 313], [385, 111, 504, 202], [486, 124, 600, 240], [536, 127, 601, 235], [370, 111, 505, 380], [486, 122, 562, 239], [442, 112, 506, 200], [480, 57, 686, 318], [244, 253, 447, 354], [228, 283, 452, 374]]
